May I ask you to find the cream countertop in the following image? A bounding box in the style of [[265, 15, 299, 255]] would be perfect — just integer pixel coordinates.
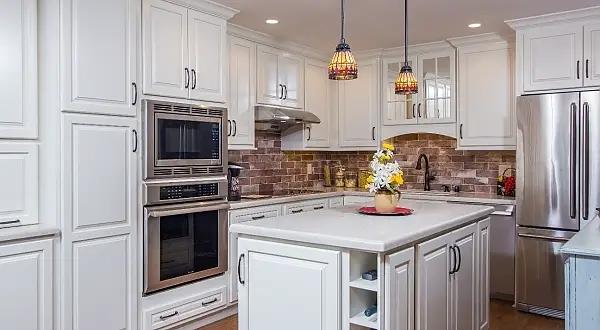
[[561, 215, 600, 257], [0, 224, 60, 244], [230, 199, 494, 252]]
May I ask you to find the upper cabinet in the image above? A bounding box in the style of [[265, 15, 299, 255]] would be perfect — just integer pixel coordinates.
[[0, 0, 38, 139], [303, 59, 331, 148], [143, 0, 236, 103], [257, 45, 304, 109], [383, 56, 418, 126], [228, 36, 256, 149], [585, 23, 600, 86], [418, 52, 456, 124]]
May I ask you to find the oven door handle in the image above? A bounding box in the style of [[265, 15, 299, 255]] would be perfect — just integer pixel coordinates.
[[147, 201, 230, 218]]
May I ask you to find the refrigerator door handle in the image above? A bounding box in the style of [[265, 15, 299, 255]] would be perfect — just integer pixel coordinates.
[[570, 102, 577, 219], [583, 102, 590, 220]]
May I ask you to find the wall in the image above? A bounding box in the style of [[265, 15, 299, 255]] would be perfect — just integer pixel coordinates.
[[229, 132, 516, 194]]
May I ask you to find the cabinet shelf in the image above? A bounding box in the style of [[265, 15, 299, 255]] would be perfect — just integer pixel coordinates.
[[349, 277, 378, 292], [349, 311, 378, 329]]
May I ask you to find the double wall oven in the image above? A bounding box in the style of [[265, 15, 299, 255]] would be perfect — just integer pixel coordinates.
[[142, 100, 229, 295]]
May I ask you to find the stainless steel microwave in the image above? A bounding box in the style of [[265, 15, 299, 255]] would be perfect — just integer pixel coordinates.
[[143, 100, 228, 179]]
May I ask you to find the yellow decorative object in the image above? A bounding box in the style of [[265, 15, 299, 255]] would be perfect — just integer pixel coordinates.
[[374, 190, 401, 213], [382, 143, 395, 151]]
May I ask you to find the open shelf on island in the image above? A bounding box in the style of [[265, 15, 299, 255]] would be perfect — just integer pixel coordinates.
[[349, 277, 378, 292], [350, 311, 378, 329]]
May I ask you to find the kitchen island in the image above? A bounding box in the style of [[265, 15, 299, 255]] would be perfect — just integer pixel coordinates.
[[230, 200, 494, 330]]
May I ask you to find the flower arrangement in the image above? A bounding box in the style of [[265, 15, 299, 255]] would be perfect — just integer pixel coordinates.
[[365, 143, 404, 193]]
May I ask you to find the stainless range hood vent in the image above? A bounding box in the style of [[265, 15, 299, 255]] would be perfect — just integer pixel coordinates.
[[255, 105, 320, 131]]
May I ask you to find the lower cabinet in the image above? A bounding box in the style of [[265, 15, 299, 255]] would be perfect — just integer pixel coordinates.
[[237, 238, 341, 330], [477, 218, 490, 330], [0, 238, 53, 330], [283, 198, 328, 215], [385, 247, 415, 330]]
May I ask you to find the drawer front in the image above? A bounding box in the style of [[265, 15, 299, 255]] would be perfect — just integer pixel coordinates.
[[343, 195, 372, 205], [329, 196, 344, 208], [0, 143, 38, 228], [229, 205, 282, 225], [145, 286, 226, 330], [284, 199, 328, 215]]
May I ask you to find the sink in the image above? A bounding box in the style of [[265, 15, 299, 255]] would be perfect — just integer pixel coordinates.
[[399, 189, 453, 196]]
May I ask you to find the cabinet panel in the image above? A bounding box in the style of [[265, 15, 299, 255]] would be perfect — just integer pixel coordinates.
[[382, 56, 418, 126], [228, 36, 256, 148], [584, 23, 600, 87], [0, 143, 38, 227], [418, 51, 456, 124], [0, 239, 53, 330], [458, 44, 516, 149], [0, 0, 37, 138], [143, 0, 189, 98], [62, 0, 138, 116], [338, 58, 379, 148], [386, 247, 415, 330], [280, 53, 304, 108], [477, 218, 490, 330], [256, 45, 281, 105], [238, 238, 341, 330], [452, 223, 477, 330], [304, 59, 331, 148], [522, 25, 583, 92], [188, 9, 226, 103]]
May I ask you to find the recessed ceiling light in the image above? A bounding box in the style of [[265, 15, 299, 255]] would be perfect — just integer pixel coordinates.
[[266, 19, 278, 24], [468, 23, 482, 28]]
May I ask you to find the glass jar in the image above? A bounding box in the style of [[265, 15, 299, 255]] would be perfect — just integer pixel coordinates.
[[358, 169, 370, 188], [345, 170, 358, 188], [323, 165, 332, 187], [335, 167, 346, 187]]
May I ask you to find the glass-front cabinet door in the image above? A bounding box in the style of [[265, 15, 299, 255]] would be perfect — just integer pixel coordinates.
[[418, 51, 456, 124], [382, 56, 418, 125]]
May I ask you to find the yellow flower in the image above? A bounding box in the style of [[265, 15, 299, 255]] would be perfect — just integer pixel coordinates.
[[382, 143, 395, 151], [367, 175, 374, 183], [364, 184, 370, 189], [391, 173, 404, 185]]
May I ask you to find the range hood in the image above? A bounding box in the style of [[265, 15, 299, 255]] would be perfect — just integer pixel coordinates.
[[255, 105, 320, 131]]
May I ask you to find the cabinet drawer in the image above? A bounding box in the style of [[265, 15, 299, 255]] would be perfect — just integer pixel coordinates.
[[343, 195, 372, 206], [229, 205, 282, 224], [0, 143, 38, 228], [284, 199, 328, 215], [329, 196, 344, 208], [144, 286, 226, 330]]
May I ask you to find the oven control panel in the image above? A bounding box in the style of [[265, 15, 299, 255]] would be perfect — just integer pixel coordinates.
[[159, 183, 219, 200]]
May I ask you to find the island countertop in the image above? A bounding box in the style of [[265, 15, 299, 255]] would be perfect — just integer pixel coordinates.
[[230, 200, 494, 252], [561, 216, 600, 257]]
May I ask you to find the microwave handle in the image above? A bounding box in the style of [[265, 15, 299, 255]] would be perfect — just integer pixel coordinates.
[[147, 201, 230, 218]]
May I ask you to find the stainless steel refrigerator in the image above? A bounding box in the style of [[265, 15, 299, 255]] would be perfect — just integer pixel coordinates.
[[516, 91, 600, 318]]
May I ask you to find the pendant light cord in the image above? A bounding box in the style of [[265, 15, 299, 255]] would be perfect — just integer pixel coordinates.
[[404, 0, 408, 66], [341, 0, 345, 43]]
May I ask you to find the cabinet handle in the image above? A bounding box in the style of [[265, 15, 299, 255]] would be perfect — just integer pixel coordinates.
[[291, 209, 303, 214], [251, 215, 266, 220], [132, 129, 138, 153], [306, 126, 311, 141], [449, 246, 457, 274], [577, 61, 581, 79], [132, 82, 138, 106], [455, 244, 462, 273], [238, 254, 245, 285], [279, 84, 284, 99], [436, 109, 440, 118], [191, 69, 197, 89], [417, 103, 422, 117], [184, 68, 190, 88], [0, 219, 20, 226], [313, 206, 325, 210], [159, 311, 179, 321], [283, 85, 288, 100], [372, 127, 376, 141], [586, 59, 590, 79], [460, 124, 463, 139], [232, 120, 237, 137], [201, 298, 218, 306], [227, 120, 232, 137], [412, 104, 416, 118]]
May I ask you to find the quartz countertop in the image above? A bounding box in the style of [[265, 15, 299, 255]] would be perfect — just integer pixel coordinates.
[[561, 216, 600, 257], [229, 187, 515, 210], [0, 224, 60, 244], [230, 199, 494, 252]]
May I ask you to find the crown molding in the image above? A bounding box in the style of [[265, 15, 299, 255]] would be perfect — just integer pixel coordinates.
[[227, 24, 329, 61], [162, 0, 239, 20], [447, 33, 515, 48], [381, 40, 454, 58], [505, 6, 600, 30]]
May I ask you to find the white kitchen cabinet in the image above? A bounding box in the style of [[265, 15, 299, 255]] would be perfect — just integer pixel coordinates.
[[228, 205, 282, 303], [237, 238, 341, 330], [386, 247, 415, 330], [452, 223, 477, 330], [256, 45, 304, 109], [477, 218, 490, 330], [61, 114, 138, 330], [0, 143, 38, 227], [338, 58, 379, 148], [382, 56, 419, 126], [0, 239, 53, 330], [417, 50, 456, 124], [228, 36, 256, 149], [61, 0, 139, 117], [304, 59, 331, 148], [0, 0, 38, 138], [457, 41, 516, 150], [584, 23, 600, 86], [284, 198, 328, 215]]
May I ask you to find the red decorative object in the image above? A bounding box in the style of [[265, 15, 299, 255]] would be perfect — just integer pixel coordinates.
[[358, 206, 413, 216]]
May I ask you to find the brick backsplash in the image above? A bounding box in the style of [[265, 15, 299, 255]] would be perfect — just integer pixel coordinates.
[[229, 132, 516, 194]]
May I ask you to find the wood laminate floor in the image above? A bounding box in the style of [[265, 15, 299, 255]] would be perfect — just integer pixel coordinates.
[[199, 300, 565, 330]]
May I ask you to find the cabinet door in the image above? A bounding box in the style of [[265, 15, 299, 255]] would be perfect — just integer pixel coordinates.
[[522, 25, 583, 92], [382, 56, 418, 126], [416, 231, 453, 330], [458, 43, 516, 149], [0, 143, 38, 227], [386, 247, 415, 330], [228, 36, 256, 148], [0, 0, 37, 138], [257, 45, 281, 105], [61, 114, 138, 330], [304, 59, 331, 148], [477, 218, 490, 330], [584, 23, 600, 87], [143, 0, 189, 99], [61, 0, 139, 116], [451, 223, 477, 330], [338, 58, 379, 148], [280, 53, 304, 109], [418, 51, 456, 124], [188, 9, 226, 103], [0, 239, 53, 330], [238, 238, 341, 330]]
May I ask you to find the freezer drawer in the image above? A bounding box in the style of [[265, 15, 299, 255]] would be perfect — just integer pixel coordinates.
[[516, 227, 575, 318]]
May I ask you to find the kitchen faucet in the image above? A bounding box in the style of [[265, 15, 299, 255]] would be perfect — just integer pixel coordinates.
[[415, 154, 435, 191]]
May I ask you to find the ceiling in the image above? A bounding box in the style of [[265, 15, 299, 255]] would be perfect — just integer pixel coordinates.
[[214, 0, 599, 51]]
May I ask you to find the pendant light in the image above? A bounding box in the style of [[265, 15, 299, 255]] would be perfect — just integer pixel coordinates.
[[395, 0, 418, 94], [328, 0, 358, 80]]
